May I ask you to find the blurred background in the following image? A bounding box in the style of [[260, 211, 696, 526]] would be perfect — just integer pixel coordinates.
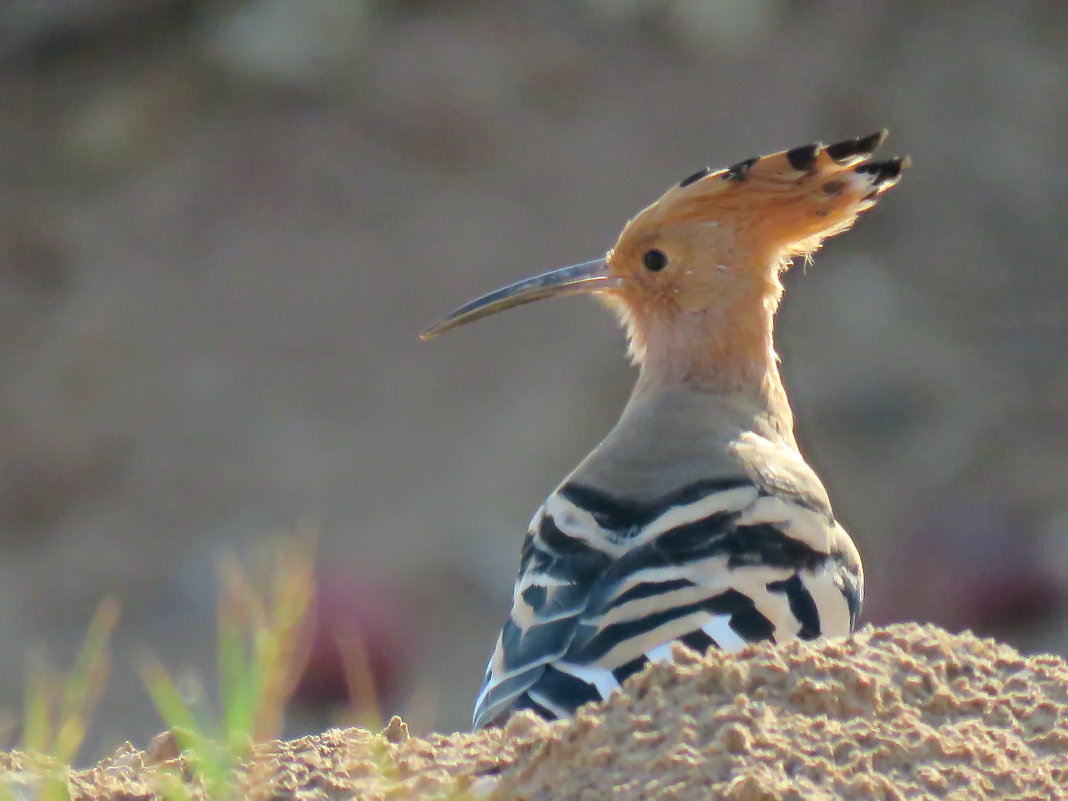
[[1, 0, 1066, 760]]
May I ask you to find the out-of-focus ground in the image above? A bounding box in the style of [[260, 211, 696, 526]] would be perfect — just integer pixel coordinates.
[[0, 0, 1066, 759]]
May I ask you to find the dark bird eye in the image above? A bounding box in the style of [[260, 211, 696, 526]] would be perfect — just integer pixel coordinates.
[[643, 249, 668, 272]]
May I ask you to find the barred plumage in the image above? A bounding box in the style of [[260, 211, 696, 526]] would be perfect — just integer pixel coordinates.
[[471, 412, 862, 729], [422, 132, 907, 729]]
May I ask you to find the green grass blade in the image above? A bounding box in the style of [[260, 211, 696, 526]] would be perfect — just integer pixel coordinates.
[[21, 650, 55, 757], [141, 534, 318, 801], [139, 657, 232, 794], [53, 598, 119, 763]]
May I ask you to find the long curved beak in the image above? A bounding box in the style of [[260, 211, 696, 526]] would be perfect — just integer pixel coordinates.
[[420, 257, 617, 340]]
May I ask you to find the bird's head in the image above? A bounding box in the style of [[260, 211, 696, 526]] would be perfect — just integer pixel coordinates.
[[423, 132, 907, 389]]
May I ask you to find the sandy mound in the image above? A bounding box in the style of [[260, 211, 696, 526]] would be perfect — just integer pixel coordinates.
[[8, 624, 1067, 800]]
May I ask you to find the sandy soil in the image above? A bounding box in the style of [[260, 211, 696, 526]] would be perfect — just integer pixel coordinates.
[[4, 623, 1065, 800]]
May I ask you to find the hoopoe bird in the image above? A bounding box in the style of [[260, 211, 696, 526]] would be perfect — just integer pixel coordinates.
[[422, 132, 908, 730]]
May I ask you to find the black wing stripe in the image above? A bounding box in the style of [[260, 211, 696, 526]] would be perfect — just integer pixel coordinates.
[[603, 577, 697, 611], [651, 511, 739, 553], [520, 584, 547, 609], [611, 654, 650, 685], [568, 603, 701, 661], [557, 484, 652, 532], [768, 573, 821, 639], [532, 666, 603, 711], [559, 478, 753, 532], [678, 628, 717, 654], [538, 517, 608, 558], [727, 603, 777, 642], [724, 524, 827, 569]]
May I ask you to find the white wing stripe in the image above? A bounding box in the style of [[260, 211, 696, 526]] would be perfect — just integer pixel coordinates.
[[639, 486, 759, 541], [554, 661, 620, 699], [544, 494, 606, 539]]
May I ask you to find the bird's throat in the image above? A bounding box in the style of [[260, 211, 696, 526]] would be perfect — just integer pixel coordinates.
[[628, 293, 795, 439]]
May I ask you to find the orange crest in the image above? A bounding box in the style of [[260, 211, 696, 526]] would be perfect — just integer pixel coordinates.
[[601, 132, 908, 371]]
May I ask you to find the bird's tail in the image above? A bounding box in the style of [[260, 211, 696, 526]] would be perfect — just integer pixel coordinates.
[[667, 131, 909, 261]]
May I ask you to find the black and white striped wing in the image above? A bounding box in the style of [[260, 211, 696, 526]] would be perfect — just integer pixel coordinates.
[[472, 478, 862, 729]]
